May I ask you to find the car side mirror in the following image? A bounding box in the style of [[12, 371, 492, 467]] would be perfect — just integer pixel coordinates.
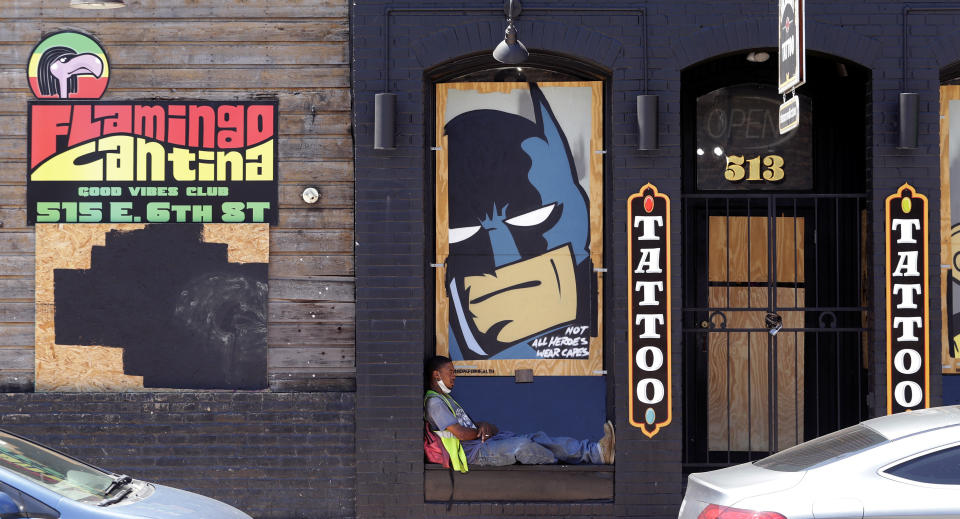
[[0, 491, 24, 519]]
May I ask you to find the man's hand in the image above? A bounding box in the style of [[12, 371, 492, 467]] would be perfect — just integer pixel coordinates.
[[476, 421, 499, 442], [446, 421, 499, 442]]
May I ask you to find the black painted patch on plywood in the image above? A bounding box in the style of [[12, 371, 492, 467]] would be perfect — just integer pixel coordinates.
[[54, 224, 268, 389]]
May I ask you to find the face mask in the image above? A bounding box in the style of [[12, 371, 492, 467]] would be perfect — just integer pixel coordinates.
[[437, 379, 453, 394]]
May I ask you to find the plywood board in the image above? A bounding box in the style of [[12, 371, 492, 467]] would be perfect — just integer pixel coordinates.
[[435, 81, 450, 355], [709, 216, 768, 283], [941, 85, 960, 374], [709, 216, 805, 283], [204, 224, 269, 263], [707, 287, 805, 452], [776, 216, 805, 284], [589, 83, 605, 360], [35, 224, 146, 392], [706, 215, 805, 452], [434, 82, 604, 377], [36, 224, 269, 391]]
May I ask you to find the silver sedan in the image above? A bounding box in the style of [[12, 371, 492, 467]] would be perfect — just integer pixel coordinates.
[[680, 405, 960, 519]]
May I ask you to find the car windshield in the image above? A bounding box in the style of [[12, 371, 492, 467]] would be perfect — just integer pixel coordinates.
[[755, 424, 888, 472], [0, 430, 113, 502]]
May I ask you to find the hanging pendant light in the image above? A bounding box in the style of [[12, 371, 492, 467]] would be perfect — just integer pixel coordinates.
[[70, 0, 126, 8], [493, 0, 528, 65]]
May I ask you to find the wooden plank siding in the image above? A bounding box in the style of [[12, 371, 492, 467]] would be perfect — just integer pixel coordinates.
[[0, 0, 354, 391]]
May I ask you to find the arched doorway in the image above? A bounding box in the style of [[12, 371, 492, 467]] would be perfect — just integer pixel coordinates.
[[681, 52, 871, 471]]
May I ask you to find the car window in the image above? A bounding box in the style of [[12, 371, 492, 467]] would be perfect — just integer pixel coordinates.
[[885, 445, 960, 485], [0, 481, 59, 519], [755, 424, 888, 472], [0, 430, 112, 502]]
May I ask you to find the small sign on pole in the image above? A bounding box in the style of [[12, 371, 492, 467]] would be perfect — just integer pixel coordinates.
[[778, 0, 805, 94], [778, 95, 800, 135]]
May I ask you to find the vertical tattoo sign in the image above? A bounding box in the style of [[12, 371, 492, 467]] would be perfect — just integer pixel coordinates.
[[628, 184, 671, 437], [885, 183, 930, 414]]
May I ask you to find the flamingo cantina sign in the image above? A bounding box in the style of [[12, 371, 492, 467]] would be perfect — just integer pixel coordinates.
[[25, 31, 279, 225]]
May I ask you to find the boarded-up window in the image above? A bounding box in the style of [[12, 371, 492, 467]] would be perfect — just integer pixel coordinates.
[[434, 82, 603, 377]]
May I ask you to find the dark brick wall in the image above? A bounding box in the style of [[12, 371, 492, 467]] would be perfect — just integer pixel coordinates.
[[352, 1, 960, 517], [0, 392, 355, 519]]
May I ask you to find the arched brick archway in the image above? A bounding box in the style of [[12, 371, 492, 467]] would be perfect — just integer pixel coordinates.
[[677, 26, 876, 468], [673, 17, 881, 71], [934, 28, 960, 73]]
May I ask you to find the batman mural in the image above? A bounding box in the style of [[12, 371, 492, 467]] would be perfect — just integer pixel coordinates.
[[443, 84, 595, 361]]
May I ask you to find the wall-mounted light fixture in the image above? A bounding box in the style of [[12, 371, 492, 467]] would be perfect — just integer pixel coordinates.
[[493, 0, 528, 64], [745, 51, 770, 63], [301, 187, 320, 204], [637, 94, 658, 150], [898, 92, 919, 149], [70, 0, 125, 8], [374, 92, 397, 150]]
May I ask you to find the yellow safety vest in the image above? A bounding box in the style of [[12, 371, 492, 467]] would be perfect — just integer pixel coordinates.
[[424, 390, 469, 473]]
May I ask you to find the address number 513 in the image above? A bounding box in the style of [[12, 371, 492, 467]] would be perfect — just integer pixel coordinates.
[[724, 154, 785, 182]]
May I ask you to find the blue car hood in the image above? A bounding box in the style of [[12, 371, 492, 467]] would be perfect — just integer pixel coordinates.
[[111, 484, 250, 519]]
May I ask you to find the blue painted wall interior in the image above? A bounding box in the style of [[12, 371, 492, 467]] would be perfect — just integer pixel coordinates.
[[450, 377, 606, 442], [944, 375, 960, 404]]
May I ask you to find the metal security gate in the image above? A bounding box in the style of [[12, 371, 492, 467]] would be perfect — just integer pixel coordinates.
[[681, 193, 869, 470]]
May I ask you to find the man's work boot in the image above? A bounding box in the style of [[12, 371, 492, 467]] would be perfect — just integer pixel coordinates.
[[598, 420, 615, 464]]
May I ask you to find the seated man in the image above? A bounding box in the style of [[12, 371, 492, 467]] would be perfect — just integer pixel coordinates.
[[424, 355, 614, 468]]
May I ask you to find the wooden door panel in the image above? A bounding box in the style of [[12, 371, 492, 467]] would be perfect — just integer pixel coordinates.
[[708, 216, 804, 283], [706, 216, 805, 452]]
